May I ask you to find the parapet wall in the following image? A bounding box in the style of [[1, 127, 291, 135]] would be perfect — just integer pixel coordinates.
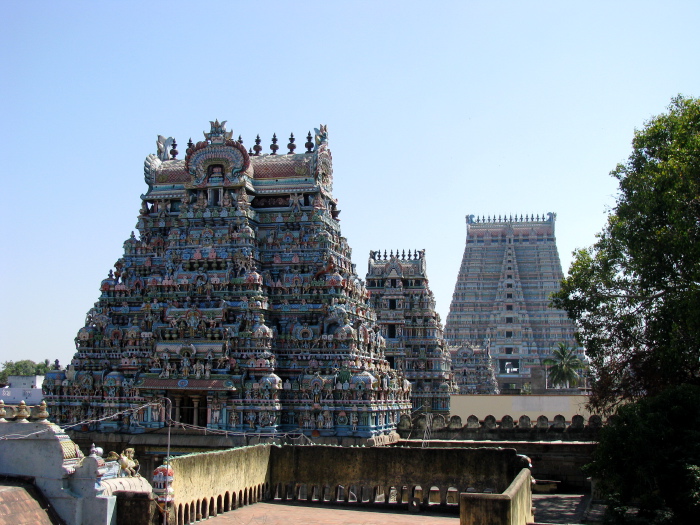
[[460, 468, 534, 525], [169, 445, 271, 507], [399, 413, 602, 441], [164, 444, 531, 523], [400, 439, 596, 490], [270, 445, 525, 496], [450, 394, 593, 421]]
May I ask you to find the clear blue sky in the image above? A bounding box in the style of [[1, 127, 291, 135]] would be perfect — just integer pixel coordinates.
[[1, 1, 698, 366]]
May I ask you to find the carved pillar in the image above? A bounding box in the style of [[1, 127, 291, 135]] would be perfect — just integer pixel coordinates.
[[173, 395, 182, 422], [192, 395, 200, 427]]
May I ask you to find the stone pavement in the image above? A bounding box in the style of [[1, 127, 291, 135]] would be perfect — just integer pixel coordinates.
[[204, 495, 606, 525], [532, 494, 591, 524], [204, 502, 459, 524]]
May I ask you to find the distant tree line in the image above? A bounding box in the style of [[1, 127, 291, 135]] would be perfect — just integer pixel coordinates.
[[0, 359, 52, 385]]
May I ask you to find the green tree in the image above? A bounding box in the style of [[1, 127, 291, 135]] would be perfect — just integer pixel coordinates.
[[0, 359, 52, 384], [587, 385, 700, 524], [552, 96, 700, 413], [553, 96, 700, 522], [543, 342, 585, 388]]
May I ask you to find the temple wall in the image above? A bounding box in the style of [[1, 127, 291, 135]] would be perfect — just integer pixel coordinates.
[[168, 444, 271, 522], [450, 394, 593, 421], [400, 440, 595, 490], [161, 444, 531, 524], [269, 445, 524, 498], [399, 412, 602, 443]]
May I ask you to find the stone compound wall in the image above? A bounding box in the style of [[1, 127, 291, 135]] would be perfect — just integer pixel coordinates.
[[399, 413, 603, 441], [269, 445, 526, 503], [162, 444, 531, 525], [167, 445, 271, 524], [396, 413, 600, 491], [450, 394, 594, 422], [400, 439, 596, 491]]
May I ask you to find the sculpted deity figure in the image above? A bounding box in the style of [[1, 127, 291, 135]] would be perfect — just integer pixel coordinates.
[[289, 193, 303, 212], [194, 360, 204, 379], [181, 355, 191, 378], [195, 191, 207, 209], [222, 190, 232, 208], [210, 399, 221, 424], [246, 411, 256, 429]]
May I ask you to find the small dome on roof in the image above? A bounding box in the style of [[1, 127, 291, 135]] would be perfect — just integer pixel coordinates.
[[259, 372, 282, 389], [351, 370, 376, 387], [245, 270, 262, 285]]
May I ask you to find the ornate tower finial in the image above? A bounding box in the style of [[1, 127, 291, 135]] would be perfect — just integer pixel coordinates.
[[305, 132, 314, 154], [204, 119, 233, 144], [270, 133, 279, 155], [253, 135, 262, 156], [169, 139, 178, 159], [287, 133, 296, 154]]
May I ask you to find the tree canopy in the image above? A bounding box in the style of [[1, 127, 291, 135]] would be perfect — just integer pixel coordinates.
[[587, 384, 700, 523], [552, 96, 700, 413], [0, 359, 52, 384]]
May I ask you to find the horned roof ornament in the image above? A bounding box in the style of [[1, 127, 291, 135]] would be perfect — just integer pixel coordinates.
[[204, 119, 233, 144], [314, 124, 328, 147]]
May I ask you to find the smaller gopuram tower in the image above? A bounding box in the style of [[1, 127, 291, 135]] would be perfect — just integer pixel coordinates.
[[445, 213, 582, 394], [366, 250, 454, 415]]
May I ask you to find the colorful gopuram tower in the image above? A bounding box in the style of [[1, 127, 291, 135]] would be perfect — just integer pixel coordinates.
[[445, 214, 582, 394], [44, 121, 412, 439], [365, 250, 454, 415]]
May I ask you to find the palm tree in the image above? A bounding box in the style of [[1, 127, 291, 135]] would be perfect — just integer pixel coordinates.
[[543, 343, 586, 389]]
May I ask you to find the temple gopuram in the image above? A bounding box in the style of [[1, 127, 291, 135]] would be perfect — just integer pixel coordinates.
[[445, 214, 582, 393], [43, 121, 412, 439], [366, 250, 455, 415]]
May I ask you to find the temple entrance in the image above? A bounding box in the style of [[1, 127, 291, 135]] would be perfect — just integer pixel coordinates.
[[173, 393, 208, 427]]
